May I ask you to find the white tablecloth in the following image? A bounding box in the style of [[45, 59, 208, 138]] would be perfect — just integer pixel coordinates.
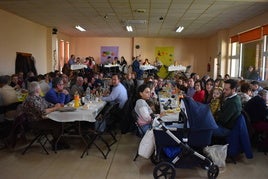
[[168, 65, 186, 72], [104, 64, 120, 68], [47, 101, 106, 123], [140, 65, 157, 71], [71, 64, 87, 70]]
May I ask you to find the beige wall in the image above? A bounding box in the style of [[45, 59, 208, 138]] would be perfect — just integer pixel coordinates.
[[229, 11, 268, 37], [68, 37, 133, 64], [0, 9, 49, 76]]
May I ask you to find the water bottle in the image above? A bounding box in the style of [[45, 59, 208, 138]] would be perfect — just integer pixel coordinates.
[[85, 87, 91, 102]]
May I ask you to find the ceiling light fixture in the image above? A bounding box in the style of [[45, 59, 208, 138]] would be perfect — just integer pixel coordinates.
[[75, 25, 86, 32], [126, 25, 133, 32], [176, 26, 184, 33]]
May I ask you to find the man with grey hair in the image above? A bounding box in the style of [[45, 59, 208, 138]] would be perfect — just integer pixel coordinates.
[[70, 76, 84, 99]]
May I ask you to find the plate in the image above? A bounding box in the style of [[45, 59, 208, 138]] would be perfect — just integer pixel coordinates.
[[57, 107, 77, 112]]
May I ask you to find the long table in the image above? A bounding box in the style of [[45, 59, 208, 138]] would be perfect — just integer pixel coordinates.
[[140, 65, 157, 71], [70, 64, 87, 70], [159, 96, 181, 122], [168, 65, 186, 72], [47, 101, 106, 155]]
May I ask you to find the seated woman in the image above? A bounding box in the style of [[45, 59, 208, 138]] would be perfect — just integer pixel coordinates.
[[21, 81, 66, 148], [134, 84, 165, 135], [193, 79, 205, 103], [143, 58, 150, 65], [204, 78, 215, 104]]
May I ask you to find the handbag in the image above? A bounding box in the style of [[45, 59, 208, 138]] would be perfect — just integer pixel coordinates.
[[203, 144, 228, 168], [138, 129, 155, 159]]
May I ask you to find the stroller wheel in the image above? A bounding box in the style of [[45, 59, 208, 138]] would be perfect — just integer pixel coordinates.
[[153, 162, 175, 179], [207, 164, 219, 179], [150, 154, 161, 165]]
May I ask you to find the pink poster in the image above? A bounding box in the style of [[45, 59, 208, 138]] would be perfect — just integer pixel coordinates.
[[100, 46, 119, 64]]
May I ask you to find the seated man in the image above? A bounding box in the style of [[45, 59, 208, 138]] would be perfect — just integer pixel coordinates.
[[213, 79, 242, 137], [0, 75, 20, 121], [70, 76, 84, 99], [251, 80, 263, 97], [0, 75, 18, 106], [101, 74, 128, 109], [45, 77, 71, 105], [93, 73, 104, 88]]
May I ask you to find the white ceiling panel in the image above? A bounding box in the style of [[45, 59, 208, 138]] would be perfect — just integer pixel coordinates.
[[0, 0, 267, 38]]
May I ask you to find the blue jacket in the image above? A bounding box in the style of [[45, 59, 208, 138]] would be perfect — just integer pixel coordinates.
[[45, 88, 71, 105], [227, 114, 253, 159]]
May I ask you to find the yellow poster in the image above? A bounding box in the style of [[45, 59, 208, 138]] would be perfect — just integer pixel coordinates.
[[155, 47, 174, 78]]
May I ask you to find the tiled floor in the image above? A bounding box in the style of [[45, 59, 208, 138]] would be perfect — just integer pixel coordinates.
[[0, 132, 268, 179]]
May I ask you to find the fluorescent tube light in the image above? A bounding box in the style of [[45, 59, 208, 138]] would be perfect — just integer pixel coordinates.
[[75, 25, 86, 32], [176, 26, 184, 33], [126, 25, 133, 32]]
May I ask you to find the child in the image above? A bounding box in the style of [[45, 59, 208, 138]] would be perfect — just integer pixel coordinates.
[[209, 87, 223, 120]]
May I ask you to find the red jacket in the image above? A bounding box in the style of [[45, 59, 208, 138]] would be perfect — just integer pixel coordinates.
[[193, 90, 205, 103]]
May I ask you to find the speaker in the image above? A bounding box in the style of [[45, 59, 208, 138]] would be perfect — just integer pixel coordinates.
[[52, 28, 58, 34], [135, 45, 140, 49]]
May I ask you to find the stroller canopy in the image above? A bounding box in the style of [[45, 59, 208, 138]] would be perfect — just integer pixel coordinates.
[[182, 97, 218, 131]]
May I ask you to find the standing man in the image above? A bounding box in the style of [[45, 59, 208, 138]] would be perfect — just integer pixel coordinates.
[[45, 77, 71, 105], [213, 79, 242, 137], [101, 74, 128, 109], [68, 54, 75, 67], [132, 56, 143, 80]]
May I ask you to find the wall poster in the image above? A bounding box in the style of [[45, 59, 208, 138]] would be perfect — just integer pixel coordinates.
[[100, 46, 119, 64], [155, 47, 174, 78]]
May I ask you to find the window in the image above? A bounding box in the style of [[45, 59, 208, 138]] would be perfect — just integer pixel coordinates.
[[229, 42, 240, 77], [241, 40, 262, 80], [263, 35, 268, 80]]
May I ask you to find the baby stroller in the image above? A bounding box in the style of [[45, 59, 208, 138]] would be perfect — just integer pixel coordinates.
[[152, 97, 219, 179]]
